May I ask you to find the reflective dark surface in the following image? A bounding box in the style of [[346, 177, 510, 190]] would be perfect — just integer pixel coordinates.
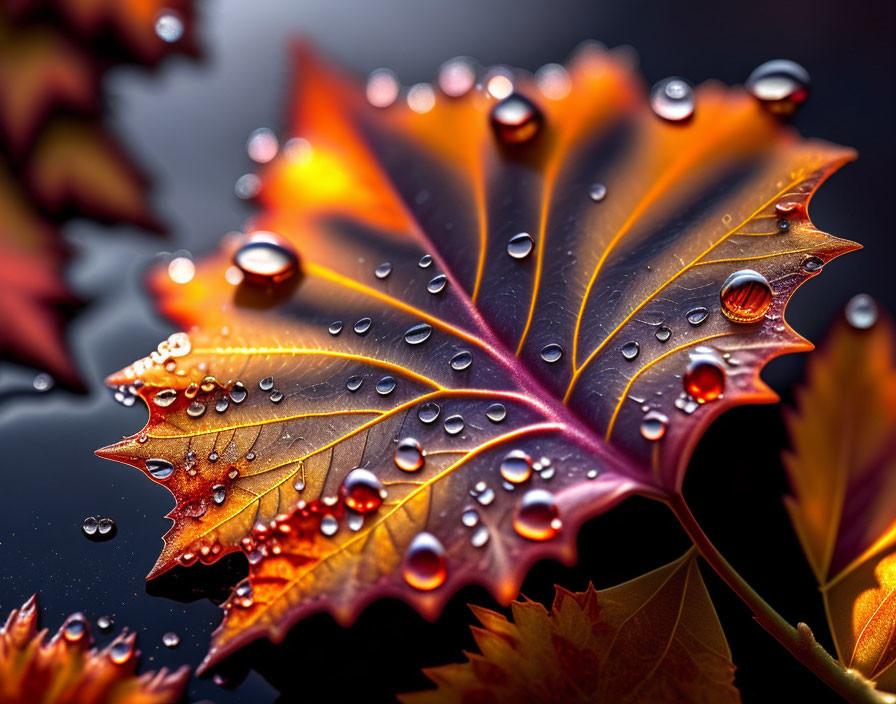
[[0, 0, 893, 701]]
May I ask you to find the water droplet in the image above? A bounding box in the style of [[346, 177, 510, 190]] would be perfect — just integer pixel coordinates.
[[801, 255, 824, 273], [366, 68, 400, 108], [650, 78, 695, 121], [233, 232, 299, 285], [82, 516, 98, 537], [259, 376, 274, 391], [403, 532, 447, 590], [404, 323, 433, 345], [683, 352, 726, 403], [234, 173, 261, 199], [294, 476, 305, 491], [438, 57, 476, 97], [347, 375, 363, 392], [320, 515, 338, 537], [444, 414, 465, 435], [490, 94, 542, 145], [540, 343, 563, 363], [655, 325, 672, 342], [589, 183, 607, 202], [507, 232, 534, 259], [354, 317, 372, 335], [97, 615, 113, 632], [514, 489, 561, 541], [168, 256, 195, 284], [246, 128, 279, 164], [686, 307, 709, 326], [97, 518, 115, 537], [486, 403, 506, 423], [212, 484, 226, 505], [427, 274, 447, 294], [450, 350, 473, 371], [486, 72, 514, 99], [145, 458, 174, 480], [621, 341, 640, 361], [776, 201, 803, 218], [535, 63, 571, 100], [208, 451, 219, 462], [342, 468, 386, 513], [746, 60, 810, 116], [153, 389, 177, 407], [417, 401, 440, 424], [846, 294, 878, 330], [375, 262, 393, 279], [407, 83, 436, 113], [329, 320, 344, 335], [477, 487, 495, 505], [187, 401, 206, 418], [461, 509, 479, 527], [500, 450, 533, 484], [269, 390, 283, 403], [471, 526, 490, 547], [215, 397, 229, 413], [154, 11, 183, 42], [162, 632, 180, 648], [395, 438, 425, 471], [230, 382, 248, 404], [32, 373, 53, 392], [720, 269, 773, 323], [376, 376, 396, 395], [418, 254, 433, 268], [640, 411, 669, 440], [108, 638, 135, 665], [62, 615, 87, 642]]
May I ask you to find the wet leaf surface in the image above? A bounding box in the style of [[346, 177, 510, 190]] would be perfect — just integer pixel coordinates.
[[97, 44, 857, 667], [400, 549, 740, 704]]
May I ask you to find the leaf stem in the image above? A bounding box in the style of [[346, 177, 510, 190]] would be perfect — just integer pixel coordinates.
[[667, 492, 888, 704]]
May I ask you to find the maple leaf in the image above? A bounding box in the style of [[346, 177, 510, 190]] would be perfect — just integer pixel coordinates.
[[0, 595, 189, 704], [784, 299, 896, 693], [97, 44, 857, 668], [399, 549, 740, 704]]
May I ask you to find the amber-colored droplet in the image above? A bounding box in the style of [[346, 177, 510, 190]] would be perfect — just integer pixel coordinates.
[[394, 438, 425, 472], [403, 532, 447, 590], [719, 269, 772, 323], [490, 93, 542, 145], [341, 468, 385, 514], [499, 450, 533, 484], [513, 489, 561, 541], [683, 353, 725, 403]]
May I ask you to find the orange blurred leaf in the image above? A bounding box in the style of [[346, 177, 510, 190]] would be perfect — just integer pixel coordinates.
[[400, 549, 739, 704], [0, 595, 189, 704], [97, 45, 856, 668], [785, 302, 896, 692]]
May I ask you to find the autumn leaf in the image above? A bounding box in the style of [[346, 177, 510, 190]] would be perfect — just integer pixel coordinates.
[[0, 595, 189, 704], [399, 549, 740, 704], [96, 44, 857, 668], [784, 299, 896, 692]]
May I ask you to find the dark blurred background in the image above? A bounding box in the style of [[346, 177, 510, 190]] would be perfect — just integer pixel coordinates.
[[0, 0, 893, 701]]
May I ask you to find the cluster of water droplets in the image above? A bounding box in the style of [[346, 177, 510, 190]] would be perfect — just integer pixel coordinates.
[[81, 516, 116, 542]]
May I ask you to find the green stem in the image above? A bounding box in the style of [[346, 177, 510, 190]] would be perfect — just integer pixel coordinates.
[[667, 492, 887, 704]]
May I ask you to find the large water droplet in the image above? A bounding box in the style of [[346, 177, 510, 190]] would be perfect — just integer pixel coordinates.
[[683, 352, 725, 403], [376, 376, 396, 395], [507, 232, 534, 259], [490, 93, 542, 145], [444, 414, 465, 435], [145, 458, 174, 480], [650, 78, 695, 121], [746, 60, 810, 116], [450, 350, 473, 371], [486, 403, 506, 423], [403, 532, 447, 590], [686, 307, 709, 326], [514, 489, 561, 541], [375, 262, 393, 279], [846, 294, 878, 330], [233, 232, 299, 285], [342, 468, 386, 513], [540, 343, 563, 363], [418, 401, 440, 424], [621, 341, 640, 361], [354, 317, 372, 335], [640, 410, 669, 441], [589, 183, 607, 202], [500, 450, 533, 484], [404, 323, 433, 345], [720, 269, 773, 323], [395, 438, 425, 472], [427, 274, 447, 294]]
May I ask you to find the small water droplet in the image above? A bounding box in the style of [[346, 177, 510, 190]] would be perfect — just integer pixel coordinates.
[[109, 638, 135, 665], [366, 68, 400, 108], [97, 517, 115, 537], [500, 450, 533, 484], [655, 325, 672, 342], [589, 183, 607, 202], [444, 414, 465, 435], [259, 376, 274, 391], [846, 294, 878, 330], [450, 350, 473, 371], [320, 515, 339, 537], [187, 401, 206, 418], [621, 341, 640, 361], [342, 468, 386, 513], [234, 173, 261, 199], [62, 615, 87, 642], [640, 411, 669, 441], [395, 438, 425, 471], [683, 352, 726, 403], [650, 78, 695, 121], [471, 526, 490, 547], [507, 232, 534, 259], [154, 11, 183, 43], [208, 451, 219, 462], [354, 317, 372, 335], [777, 218, 791, 233], [329, 321, 344, 335], [540, 343, 563, 363], [269, 390, 283, 403], [230, 382, 248, 404], [376, 376, 396, 395], [403, 532, 447, 590], [215, 397, 229, 413], [514, 489, 561, 541], [486, 403, 506, 423], [145, 458, 174, 480], [153, 389, 177, 407], [427, 274, 447, 294], [418, 401, 440, 424], [375, 262, 393, 279], [490, 93, 542, 145], [246, 127, 279, 164], [686, 307, 709, 326], [746, 60, 810, 116], [294, 476, 305, 491], [162, 631, 180, 648], [407, 83, 436, 113], [535, 62, 571, 99], [801, 255, 824, 273], [81, 516, 98, 537], [418, 254, 433, 268], [97, 615, 113, 632], [438, 57, 476, 97], [347, 375, 363, 392], [461, 509, 479, 527], [404, 323, 433, 345], [477, 487, 495, 506], [233, 232, 299, 285], [212, 484, 226, 505], [32, 373, 54, 392]]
